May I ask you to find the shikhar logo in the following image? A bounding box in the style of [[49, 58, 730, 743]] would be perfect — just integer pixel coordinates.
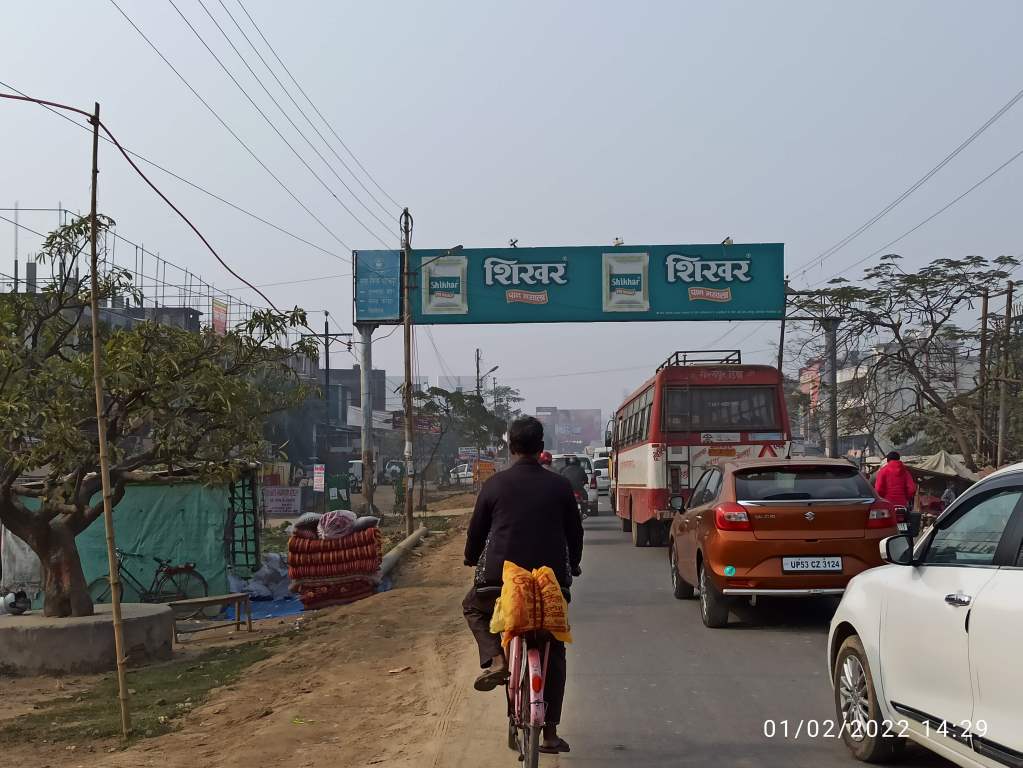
[[429, 277, 461, 298], [609, 274, 642, 295]]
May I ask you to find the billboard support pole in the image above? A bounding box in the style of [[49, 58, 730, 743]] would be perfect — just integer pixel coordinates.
[[357, 323, 376, 513], [401, 208, 415, 536]]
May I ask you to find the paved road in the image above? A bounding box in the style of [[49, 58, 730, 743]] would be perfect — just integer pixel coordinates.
[[555, 499, 952, 767]]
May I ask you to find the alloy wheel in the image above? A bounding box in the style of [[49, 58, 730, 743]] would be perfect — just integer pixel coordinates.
[[838, 654, 870, 740]]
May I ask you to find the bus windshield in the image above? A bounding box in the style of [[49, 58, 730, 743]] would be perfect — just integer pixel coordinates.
[[664, 386, 780, 432]]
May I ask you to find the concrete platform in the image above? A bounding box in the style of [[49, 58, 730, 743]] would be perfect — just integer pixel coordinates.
[[0, 603, 173, 675]]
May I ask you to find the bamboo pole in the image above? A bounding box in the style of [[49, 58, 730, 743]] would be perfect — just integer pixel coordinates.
[[87, 102, 131, 737]]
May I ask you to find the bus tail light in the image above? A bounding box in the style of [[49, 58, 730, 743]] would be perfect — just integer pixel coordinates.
[[714, 503, 752, 531], [867, 505, 896, 529]]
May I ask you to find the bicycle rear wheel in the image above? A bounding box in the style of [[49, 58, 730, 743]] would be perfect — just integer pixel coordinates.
[[518, 653, 541, 768], [87, 576, 111, 604], [155, 570, 209, 619]]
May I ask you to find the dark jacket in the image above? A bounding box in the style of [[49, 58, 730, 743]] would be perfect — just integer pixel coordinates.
[[559, 463, 589, 494], [874, 459, 917, 508], [465, 457, 584, 590]]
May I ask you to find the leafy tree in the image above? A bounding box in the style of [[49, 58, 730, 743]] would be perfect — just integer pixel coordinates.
[[792, 253, 1018, 465], [0, 218, 314, 617]]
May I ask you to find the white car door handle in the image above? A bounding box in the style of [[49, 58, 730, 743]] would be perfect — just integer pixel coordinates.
[[944, 592, 972, 607]]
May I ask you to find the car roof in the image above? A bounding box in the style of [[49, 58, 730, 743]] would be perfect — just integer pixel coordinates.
[[721, 457, 861, 473], [978, 461, 1023, 483]]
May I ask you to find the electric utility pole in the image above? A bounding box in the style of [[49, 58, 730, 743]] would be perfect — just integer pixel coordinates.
[[401, 208, 415, 536], [977, 288, 989, 461], [997, 281, 1014, 466], [301, 312, 352, 427]]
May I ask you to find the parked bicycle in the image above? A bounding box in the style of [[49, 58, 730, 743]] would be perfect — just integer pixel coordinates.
[[88, 548, 209, 618], [505, 629, 550, 768]]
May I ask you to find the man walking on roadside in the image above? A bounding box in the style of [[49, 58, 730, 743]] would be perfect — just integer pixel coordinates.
[[462, 415, 584, 755]]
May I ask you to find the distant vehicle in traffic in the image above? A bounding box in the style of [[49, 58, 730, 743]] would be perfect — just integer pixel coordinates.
[[551, 453, 598, 516], [828, 460, 1023, 766], [669, 457, 898, 628], [593, 456, 611, 495], [449, 462, 474, 487], [609, 350, 791, 547]]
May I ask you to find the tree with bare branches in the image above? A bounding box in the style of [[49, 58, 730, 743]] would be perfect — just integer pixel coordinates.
[[791, 253, 1018, 465]]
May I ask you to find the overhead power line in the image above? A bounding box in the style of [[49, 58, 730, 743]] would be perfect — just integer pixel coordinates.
[[108, 0, 355, 253], [0, 90, 281, 311], [162, 0, 392, 247], [192, 0, 395, 236], [236, 0, 403, 211], [0, 78, 346, 264], [215, 0, 396, 220], [791, 85, 1023, 280], [815, 146, 1023, 286]]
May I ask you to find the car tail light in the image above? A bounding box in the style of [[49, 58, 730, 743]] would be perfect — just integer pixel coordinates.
[[893, 505, 908, 523], [590, 475, 597, 489], [867, 505, 896, 529], [714, 502, 752, 531]]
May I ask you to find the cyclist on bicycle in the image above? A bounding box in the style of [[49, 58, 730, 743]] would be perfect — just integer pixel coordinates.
[[463, 415, 584, 755]]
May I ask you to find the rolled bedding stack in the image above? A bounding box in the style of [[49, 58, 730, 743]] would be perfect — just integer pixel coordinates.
[[288, 510, 382, 610]]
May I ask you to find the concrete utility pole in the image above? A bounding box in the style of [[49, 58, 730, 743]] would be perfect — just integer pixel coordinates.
[[978, 288, 989, 461], [997, 281, 1014, 466], [824, 318, 840, 459], [357, 324, 376, 513], [401, 208, 415, 536]]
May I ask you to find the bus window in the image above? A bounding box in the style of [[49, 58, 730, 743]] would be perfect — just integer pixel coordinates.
[[664, 386, 779, 432], [664, 388, 689, 430]]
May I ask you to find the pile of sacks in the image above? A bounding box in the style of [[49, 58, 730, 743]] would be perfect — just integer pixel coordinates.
[[288, 510, 382, 610]]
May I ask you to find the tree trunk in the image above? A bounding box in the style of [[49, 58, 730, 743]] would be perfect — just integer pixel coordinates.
[[39, 521, 95, 618]]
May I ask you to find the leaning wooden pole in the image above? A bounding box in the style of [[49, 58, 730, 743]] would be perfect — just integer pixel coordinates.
[[87, 101, 131, 737]]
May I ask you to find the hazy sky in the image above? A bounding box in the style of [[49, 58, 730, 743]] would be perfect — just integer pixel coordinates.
[[2, 1, 1021, 418]]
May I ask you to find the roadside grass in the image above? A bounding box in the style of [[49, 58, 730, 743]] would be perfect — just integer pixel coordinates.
[[0, 639, 279, 745]]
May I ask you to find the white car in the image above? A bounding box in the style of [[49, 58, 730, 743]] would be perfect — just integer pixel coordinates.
[[592, 456, 611, 495], [551, 454, 599, 515], [449, 463, 474, 487], [827, 462, 1023, 767]]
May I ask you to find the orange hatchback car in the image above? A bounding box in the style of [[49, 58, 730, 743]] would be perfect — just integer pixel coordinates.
[[668, 458, 898, 628]]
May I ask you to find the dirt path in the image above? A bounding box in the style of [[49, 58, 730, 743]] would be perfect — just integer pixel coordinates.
[[10, 526, 523, 768]]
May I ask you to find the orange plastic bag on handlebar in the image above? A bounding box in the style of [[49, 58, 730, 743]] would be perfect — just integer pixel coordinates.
[[489, 560, 572, 648]]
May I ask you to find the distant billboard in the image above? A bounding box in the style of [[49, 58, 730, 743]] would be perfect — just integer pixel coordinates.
[[354, 243, 784, 325]]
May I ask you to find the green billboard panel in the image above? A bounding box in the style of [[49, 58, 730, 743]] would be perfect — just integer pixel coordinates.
[[353, 243, 784, 325]]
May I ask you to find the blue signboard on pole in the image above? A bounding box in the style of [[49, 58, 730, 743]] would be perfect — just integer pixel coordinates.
[[354, 243, 784, 325], [354, 250, 401, 323]]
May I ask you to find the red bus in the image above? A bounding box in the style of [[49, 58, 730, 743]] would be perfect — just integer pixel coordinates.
[[610, 351, 791, 546]]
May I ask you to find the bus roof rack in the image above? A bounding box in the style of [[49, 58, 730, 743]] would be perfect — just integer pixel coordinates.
[[657, 350, 742, 371]]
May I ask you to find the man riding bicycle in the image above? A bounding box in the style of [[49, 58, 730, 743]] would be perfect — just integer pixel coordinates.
[[463, 416, 584, 755]]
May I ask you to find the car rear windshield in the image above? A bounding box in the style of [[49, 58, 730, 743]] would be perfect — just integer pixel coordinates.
[[735, 467, 874, 501], [594, 458, 609, 469]]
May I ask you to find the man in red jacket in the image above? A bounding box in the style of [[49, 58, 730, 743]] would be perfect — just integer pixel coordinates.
[[874, 451, 917, 509]]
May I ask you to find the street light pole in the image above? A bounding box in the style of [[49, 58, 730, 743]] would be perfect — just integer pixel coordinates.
[[401, 208, 415, 536]]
